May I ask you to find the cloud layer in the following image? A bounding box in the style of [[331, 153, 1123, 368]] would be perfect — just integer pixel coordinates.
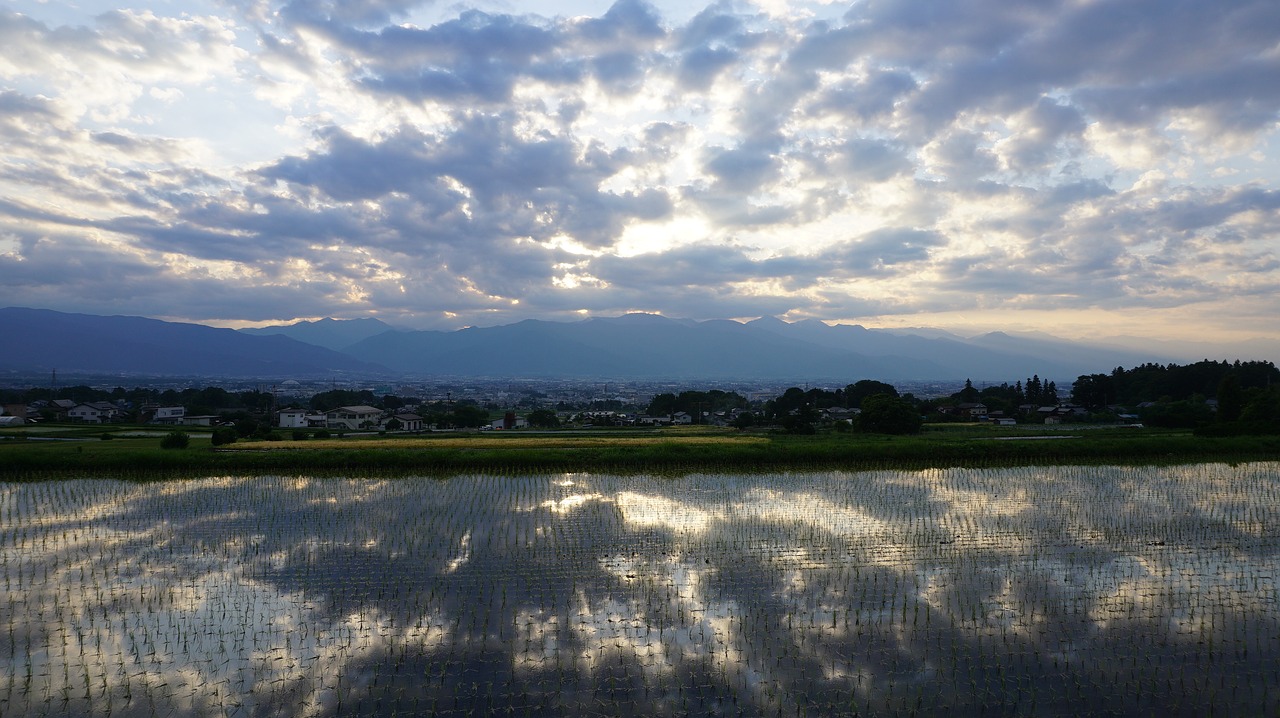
[[1, 0, 1278, 342]]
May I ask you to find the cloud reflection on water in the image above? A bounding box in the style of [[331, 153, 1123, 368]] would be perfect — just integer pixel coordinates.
[[1, 465, 1279, 716]]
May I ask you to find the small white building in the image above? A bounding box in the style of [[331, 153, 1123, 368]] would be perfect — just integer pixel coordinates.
[[151, 406, 186, 424], [326, 405, 383, 431], [278, 408, 326, 428]]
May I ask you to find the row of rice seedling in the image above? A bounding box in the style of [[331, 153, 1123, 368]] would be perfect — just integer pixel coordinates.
[[1, 463, 1278, 715]]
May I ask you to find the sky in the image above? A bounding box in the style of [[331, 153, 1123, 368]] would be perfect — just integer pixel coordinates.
[[1, 0, 1278, 346]]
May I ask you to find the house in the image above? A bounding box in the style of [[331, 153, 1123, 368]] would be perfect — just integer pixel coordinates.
[[150, 406, 186, 425], [278, 408, 326, 428], [384, 413, 423, 432], [68, 402, 120, 424], [824, 407, 861, 422], [671, 411, 693, 425], [325, 405, 383, 431], [955, 402, 988, 419], [180, 415, 219, 426], [2, 404, 28, 420]]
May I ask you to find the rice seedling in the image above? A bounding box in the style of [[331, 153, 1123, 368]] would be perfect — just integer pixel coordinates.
[[0, 463, 1278, 715]]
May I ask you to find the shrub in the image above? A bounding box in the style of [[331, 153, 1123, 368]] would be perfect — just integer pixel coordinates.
[[211, 428, 238, 446], [160, 431, 189, 450], [292, 429, 310, 441], [235, 418, 259, 438], [313, 429, 331, 439]]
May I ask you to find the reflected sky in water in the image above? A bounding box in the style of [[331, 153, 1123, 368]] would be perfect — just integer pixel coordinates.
[[2, 465, 1279, 716]]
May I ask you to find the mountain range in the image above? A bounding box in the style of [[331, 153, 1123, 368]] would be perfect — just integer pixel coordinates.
[[0, 307, 386, 378], [3, 306, 1269, 383]]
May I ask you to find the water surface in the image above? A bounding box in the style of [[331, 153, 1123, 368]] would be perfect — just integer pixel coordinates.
[[2, 464, 1278, 716]]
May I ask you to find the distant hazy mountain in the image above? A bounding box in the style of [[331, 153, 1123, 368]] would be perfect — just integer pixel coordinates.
[[0, 307, 387, 377], [240, 317, 397, 351], [340, 313, 1171, 382], [3, 307, 1236, 383]]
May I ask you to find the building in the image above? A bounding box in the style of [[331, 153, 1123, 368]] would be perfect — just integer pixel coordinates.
[[325, 405, 383, 431], [278, 408, 326, 428], [489, 413, 528, 430], [384, 413, 424, 432], [68, 402, 120, 424], [150, 406, 186, 424]]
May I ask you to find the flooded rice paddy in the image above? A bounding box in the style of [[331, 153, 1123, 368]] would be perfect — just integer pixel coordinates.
[[2, 464, 1279, 716]]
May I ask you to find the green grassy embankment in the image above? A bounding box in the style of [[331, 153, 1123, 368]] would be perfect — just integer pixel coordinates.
[[2, 422, 1278, 479]]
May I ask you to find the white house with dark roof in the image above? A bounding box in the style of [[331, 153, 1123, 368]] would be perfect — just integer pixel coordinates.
[[325, 405, 383, 431], [68, 402, 120, 424]]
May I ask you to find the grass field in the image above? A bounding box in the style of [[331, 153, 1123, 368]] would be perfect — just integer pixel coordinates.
[[3, 421, 1279, 478]]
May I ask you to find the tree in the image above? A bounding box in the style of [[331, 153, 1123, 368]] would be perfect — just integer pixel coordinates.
[[384, 417, 403, 432], [858, 394, 922, 434], [1071, 373, 1114, 410], [1216, 373, 1244, 423], [730, 412, 756, 429], [958, 379, 980, 403], [449, 404, 490, 428], [527, 409, 560, 428], [844, 380, 897, 408]]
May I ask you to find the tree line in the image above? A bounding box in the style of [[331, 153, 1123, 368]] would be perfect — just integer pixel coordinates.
[[6, 357, 1277, 436]]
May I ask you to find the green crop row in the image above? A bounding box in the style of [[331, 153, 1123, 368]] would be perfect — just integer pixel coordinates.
[[2, 426, 1278, 479]]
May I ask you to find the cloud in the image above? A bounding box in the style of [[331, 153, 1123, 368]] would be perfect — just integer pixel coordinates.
[[260, 117, 674, 249], [0, 0, 1277, 345]]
